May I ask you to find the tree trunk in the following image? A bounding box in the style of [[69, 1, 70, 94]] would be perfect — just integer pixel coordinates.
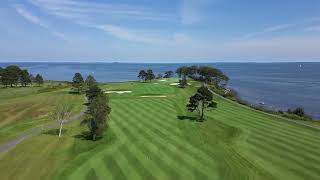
[[200, 101, 205, 121], [93, 133, 96, 141], [58, 122, 63, 137]]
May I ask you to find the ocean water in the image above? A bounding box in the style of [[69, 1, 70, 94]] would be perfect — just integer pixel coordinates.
[[0, 62, 319, 119]]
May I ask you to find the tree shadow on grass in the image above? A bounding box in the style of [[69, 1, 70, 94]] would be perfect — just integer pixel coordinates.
[[42, 129, 68, 136], [73, 132, 102, 141], [177, 115, 198, 121]]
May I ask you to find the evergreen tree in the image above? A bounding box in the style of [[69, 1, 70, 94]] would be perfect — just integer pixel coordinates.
[[20, 69, 31, 87], [85, 75, 97, 88], [4, 65, 21, 87], [35, 74, 44, 86], [146, 69, 155, 82], [72, 73, 84, 93], [83, 87, 111, 141]]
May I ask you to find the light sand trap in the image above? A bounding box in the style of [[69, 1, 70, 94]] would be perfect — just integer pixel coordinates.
[[170, 83, 192, 86], [158, 79, 167, 82], [140, 96, 167, 98], [153, 83, 159, 84], [105, 91, 132, 94], [170, 83, 179, 86]]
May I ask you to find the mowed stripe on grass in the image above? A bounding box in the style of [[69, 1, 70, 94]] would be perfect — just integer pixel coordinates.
[[7, 80, 318, 180]]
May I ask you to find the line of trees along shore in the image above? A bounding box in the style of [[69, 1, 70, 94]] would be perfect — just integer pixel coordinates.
[[0, 65, 44, 87]]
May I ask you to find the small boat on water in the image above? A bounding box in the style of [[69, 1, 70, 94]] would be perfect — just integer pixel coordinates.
[[259, 102, 265, 105]]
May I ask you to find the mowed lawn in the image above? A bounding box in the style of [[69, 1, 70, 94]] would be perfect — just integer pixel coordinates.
[[0, 80, 320, 180]]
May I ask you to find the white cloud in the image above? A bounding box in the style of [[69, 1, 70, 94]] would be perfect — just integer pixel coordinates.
[[240, 18, 320, 40], [304, 25, 320, 32], [28, 0, 176, 22], [14, 4, 49, 28], [180, 0, 211, 25], [96, 24, 168, 44], [218, 35, 320, 60], [13, 4, 68, 41]]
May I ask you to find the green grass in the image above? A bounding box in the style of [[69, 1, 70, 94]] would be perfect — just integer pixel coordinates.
[[0, 84, 84, 144], [1, 79, 320, 180]]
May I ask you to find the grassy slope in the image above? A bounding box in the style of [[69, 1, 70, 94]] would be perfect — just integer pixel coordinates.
[[0, 83, 84, 144], [0, 80, 320, 180]]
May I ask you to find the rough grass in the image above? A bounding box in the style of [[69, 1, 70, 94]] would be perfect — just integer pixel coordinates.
[[0, 84, 84, 144], [0, 79, 320, 180]]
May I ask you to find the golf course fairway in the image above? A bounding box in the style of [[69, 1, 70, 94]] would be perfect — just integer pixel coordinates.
[[0, 79, 320, 180]]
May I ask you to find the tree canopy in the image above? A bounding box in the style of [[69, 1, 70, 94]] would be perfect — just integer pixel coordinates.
[[35, 74, 44, 86], [0, 65, 41, 87], [164, 71, 174, 78], [187, 85, 217, 121], [85, 75, 97, 88], [138, 70, 147, 82], [146, 69, 155, 82], [83, 81, 111, 141], [72, 73, 84, 93], [176, 65, 229, 86]]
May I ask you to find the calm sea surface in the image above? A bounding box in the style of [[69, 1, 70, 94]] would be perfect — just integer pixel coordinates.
[[1, 62, 319, 119]]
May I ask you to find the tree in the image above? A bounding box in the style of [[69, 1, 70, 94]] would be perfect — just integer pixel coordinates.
[[179, 77, 188, 88], [20, 69, 31, 87], [4, 65, 21, 87], [197, 66, 229, 85], [85, 75, 97, 89], [138, 70, 147, 82], [187, 86, 217, 121], [0, 67, 3, 86], [72, 73, 84, 93], [176, 66, 189, 78], [164, 71, 174, 78], [146, 69, 155, 82], [83, 92, 111, 140], [288, 107, 305, 117], [86, 84, 103, 104], [29, 74, 34, 86], [50, 103, 73, 137], [35, 74, 44, 86], [156, 73, 163, 79]]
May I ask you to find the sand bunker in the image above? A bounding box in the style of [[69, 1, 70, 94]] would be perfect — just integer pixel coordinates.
[[170, 83, 191, 86], [170, 83, 179, 86], [158, 79, 167, 82], [153, 83, 159, 84], [140, 96, 167, 98], [105, 91, 132, 94]]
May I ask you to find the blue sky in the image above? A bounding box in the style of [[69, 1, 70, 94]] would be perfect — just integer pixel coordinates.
[[1, 0, 320, 62]]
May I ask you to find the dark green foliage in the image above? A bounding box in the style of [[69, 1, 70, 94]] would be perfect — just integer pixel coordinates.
[[156, 73, 163, 79], [138, 70, 147, 81], [187, 85, 217, 121], [0, 67, 3, 86], [197, 66, 229, 85], [146, 69, 155, 82], [2, 65, 21, 87], [35, 74, 44, 86], [176, 66, 189, 78], [83, 85, 111, 141], [85, 75, 97, 89], [19, 69, 31, 87], [164, 71, 174, 78], [72, 73, 84, 93], [86, 84, 103, 103], [288, 107, 305, 117], [178, 77, 188, 88], [176, 65, 229, 86], [0, 65, 42, 87]]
